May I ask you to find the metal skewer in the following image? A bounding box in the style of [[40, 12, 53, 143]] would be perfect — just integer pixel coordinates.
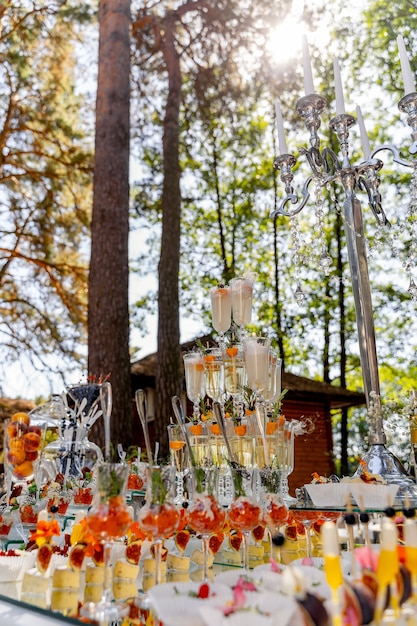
[[135, 389, 153, 465]]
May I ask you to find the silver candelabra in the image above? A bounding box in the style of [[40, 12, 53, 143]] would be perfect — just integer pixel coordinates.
[[271, 90, 417, 502]]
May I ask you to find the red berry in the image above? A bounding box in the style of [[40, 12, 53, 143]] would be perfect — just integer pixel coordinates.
[[198, 583, 210, 599]]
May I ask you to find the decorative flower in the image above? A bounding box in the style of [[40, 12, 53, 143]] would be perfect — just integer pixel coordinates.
[[70, 517, 102, 559], [29, 519, 61, 547], [127, 521, 147, 542]]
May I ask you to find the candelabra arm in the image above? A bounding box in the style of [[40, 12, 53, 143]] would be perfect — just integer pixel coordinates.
[[371, 144, 414, 169], [270, 175, 313, 219], [320, 146, 343, 176]]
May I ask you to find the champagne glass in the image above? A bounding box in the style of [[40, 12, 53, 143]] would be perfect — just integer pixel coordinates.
[[265, 350, 282, 406], [167, 424, 189, 505], [260, 467, 288, 562], [186, 465, 225, 581], [203, 347, 224, 403], [227, 466, 263, 570], [230, 276, 253, 339], [183, 351, 205, 422], [138, 465, 180, 585], [278, 421, 297, 505], [0, 506, 14, 549], [210, 284, 231, 347], [290, 508, 319, 560], [100, 381, 112, 462], [244, 336, 271, 401], [224, 342, 246, 408], [80, 462, 132, 623]]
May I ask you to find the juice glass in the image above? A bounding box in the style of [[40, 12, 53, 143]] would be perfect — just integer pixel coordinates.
[[186, 466, 225, 581], [227, 467, 263, 570], [80, 462, 132, 623], [138, 465, 180, 585]]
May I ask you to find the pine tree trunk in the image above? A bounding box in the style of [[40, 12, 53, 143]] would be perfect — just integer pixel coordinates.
[[154, 14, 183, 457], [88, 0, 132, 450]]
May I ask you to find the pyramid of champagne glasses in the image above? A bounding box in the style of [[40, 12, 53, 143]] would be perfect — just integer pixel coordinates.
[[176, 274, 297, 571]]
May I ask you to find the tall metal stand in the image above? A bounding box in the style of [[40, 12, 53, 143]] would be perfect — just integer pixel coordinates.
[[272, 92, 417, 502]]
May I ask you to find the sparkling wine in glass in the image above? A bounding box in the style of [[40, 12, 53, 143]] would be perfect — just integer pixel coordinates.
[[183, 351, 205, 422], [224, 343, 246, 401], [244, 336, 271, 400], [210, 284, 231, 347], [203, 347, 225, 403], [167, 424, 189, 505], [230, 276, 253, 338]]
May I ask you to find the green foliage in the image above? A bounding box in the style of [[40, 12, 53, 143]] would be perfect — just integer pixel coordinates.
[[0, 1, 94, 385]]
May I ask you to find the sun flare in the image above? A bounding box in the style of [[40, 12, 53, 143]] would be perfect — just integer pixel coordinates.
[[267, 17, 304, 65]]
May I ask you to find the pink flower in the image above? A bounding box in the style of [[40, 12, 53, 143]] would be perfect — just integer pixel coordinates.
[[236, 576, 257, 592], [223, 583, 246, 615], [269, 556, 281, 573], [354, 546, 378, 571]]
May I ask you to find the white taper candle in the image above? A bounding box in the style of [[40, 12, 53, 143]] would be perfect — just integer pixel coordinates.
[[37, 509, 49, 522], [381, 520, 398, 551], [333, 57, 346, 115], [302, 35, 315, 95], [397, 35, 416, 95], [275, 101, 288, 154], [356, 105, 372, 160], [321, 520, 340, 555], [404, 519, 417, 547]]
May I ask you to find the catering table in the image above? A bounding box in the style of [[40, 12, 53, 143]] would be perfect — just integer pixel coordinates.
[[0, 593, 81, 625]]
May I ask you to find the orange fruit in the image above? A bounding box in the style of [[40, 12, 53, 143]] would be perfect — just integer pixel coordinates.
[[7, 444, 26, 466], [13, 460, 34, 479], [7, 421, 27, 438], [11, 412, 30, 426], [266, 422, 277, 435], [23, 431, 41, 452], [189, 423, 203, 435], [210, 423, 221, 435], [234, 425, 247, 436]]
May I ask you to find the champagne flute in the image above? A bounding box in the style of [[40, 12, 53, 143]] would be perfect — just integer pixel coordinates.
[[224, 342, 246, 406], [278, 421, 297, 505], [203, 347, 225, 404], [183, 351, 205, 422], [230, 276, 253, 339], [167, 424, 188, 505], [210, 284, 231, 347], [244, 336, 271, 402], [100, 381, 112, 462]]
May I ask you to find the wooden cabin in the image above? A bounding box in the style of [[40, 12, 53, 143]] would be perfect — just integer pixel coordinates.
[[131, 337, 365, 494]]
